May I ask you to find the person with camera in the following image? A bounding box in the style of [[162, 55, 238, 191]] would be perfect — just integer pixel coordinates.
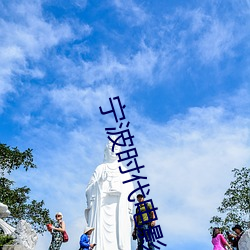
[[227, 225, 244, 250], [226, 231, 238, 249], [79, 227, 96, 250]]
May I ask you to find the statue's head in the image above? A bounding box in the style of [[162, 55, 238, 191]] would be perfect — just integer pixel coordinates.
[[104, 135, 121, 163], [0, 202, 10, 218]]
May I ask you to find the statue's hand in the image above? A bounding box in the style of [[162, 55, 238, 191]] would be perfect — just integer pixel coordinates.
[[130, 214, 134, 222], [88, 195, 96, 208], [102, 170, 108, 180], [88, 201, 93, 208]]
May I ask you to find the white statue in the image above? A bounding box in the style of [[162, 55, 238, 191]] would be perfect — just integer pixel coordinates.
[[13, 220, 38, 250], [0, 203, 38, 250], [0, 202, 15, 235], [0, 202, 11, 218], [85, 137, 135, 250], [239, 229, 250, 250]]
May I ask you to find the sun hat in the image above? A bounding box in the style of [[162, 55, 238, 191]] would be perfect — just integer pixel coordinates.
[[55, 212, 63, 218], [84, 227, 95, 234]]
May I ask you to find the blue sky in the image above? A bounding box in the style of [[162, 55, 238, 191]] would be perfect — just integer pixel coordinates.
[[1, 0, 250, 249]]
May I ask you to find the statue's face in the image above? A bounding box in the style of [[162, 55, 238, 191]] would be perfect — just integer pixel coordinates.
[[104, 138, 121, 162], [108, 139, 121, 154]]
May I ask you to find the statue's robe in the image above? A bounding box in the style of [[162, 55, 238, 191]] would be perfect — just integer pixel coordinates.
[[85, 162, 135, 250], [239, 229, 250, 250]]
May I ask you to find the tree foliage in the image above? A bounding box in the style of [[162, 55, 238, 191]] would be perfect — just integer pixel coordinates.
[[0, 234, 14, 246], [0, 143, 52, 233], [0, 144, 36, 175], [210, 167, 250, 232]]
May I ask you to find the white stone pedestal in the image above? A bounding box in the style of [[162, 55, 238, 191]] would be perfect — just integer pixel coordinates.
[[2, 245, 26, 250]]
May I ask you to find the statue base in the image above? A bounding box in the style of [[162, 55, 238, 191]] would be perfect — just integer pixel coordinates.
[[1, 245, 26, 250]]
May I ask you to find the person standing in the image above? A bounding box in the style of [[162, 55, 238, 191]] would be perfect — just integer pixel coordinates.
[[132, 194, 155, 250], [212, 227, 232, 250], [48, 212, 66, 250], [231, 225, 244, 250], [79, 227, 96, 250]]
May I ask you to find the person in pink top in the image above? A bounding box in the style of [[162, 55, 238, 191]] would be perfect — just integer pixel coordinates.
[[212, 227, 232, 250]]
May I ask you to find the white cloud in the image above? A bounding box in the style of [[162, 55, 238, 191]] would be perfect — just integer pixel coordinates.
[[48, 84, 119, 120], [11, 95, 250, 250], [127, 43, 158, 84], [0, 1, 74, 111], [0, 45, 25, 109], [188, 8, 210, 33], [223, 84, 250, 115], [196, 20, 235, 63], [132, 105, 250, 245], [81, 48, 127, 85], [0, 1, 73, 57], [73, 0, 87, 9], [112, 0, 148, 26], [2, 2, 250, 250], [81, 45, 158, 86], [160, 7, 240, 67]]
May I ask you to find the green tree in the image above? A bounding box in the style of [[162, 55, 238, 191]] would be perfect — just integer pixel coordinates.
[[210, 167, 250, 232], [0, 143, 52, 233], [0, 234, 14, 246]]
